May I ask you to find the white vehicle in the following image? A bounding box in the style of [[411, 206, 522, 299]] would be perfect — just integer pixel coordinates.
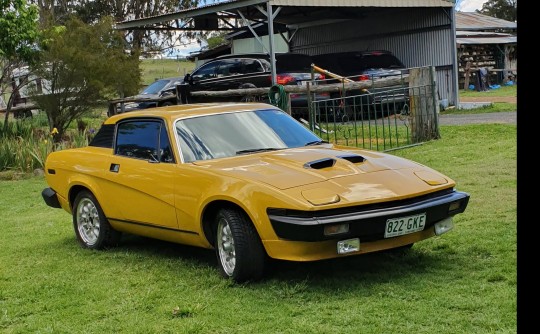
[[11, 66, 51, 106]]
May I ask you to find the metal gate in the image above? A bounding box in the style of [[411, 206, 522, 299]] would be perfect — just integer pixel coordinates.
[[308, 67, 440, 152]]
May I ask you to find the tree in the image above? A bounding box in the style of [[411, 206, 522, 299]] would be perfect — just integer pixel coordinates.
[[478, 0, 517, 22], [31, 16, 140, 142], [29, 0, 205, 56], [0, 0, 40, 130]]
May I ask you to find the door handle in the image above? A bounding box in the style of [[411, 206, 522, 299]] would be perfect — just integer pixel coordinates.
[[110, 163, 120, 173]]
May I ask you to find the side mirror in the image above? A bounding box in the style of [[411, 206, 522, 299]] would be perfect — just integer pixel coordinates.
[[184, 73, 191, 84]]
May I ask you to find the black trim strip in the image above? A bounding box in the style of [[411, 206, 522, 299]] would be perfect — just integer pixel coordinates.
[[109, 218, 199, 235], [269, 192, 469, 226], [268, 190, 470, 242]]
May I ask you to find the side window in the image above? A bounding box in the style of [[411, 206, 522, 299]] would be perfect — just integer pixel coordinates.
[[115, 120, 174, 163], [242, 59, 263, 74], [192, 61, 220, 81], [217, 59, 243, 77], [159, 125, 174, 163]]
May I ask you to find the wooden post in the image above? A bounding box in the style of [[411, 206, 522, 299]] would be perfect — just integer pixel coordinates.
[[464, 61, 471, 90], [408, 67, 439, 143]]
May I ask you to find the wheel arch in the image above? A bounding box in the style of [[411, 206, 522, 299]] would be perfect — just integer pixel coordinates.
[[201, 200, 254, 248], [68, 185, 92, 212]]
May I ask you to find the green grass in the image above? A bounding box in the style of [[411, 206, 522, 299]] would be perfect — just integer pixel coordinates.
[[444, 84, 518, 114], [459, 84, 517, 98], [140, 59, 196, 85], [0, 123, 517, 333], [443, 102, 517, 114]]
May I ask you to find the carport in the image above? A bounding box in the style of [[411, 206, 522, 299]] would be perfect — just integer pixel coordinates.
[[115, 0, 460, 106]]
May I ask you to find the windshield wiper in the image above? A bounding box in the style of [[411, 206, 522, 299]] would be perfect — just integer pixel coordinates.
[[304, 140, 329, 146], [236, 148, 282, 155]]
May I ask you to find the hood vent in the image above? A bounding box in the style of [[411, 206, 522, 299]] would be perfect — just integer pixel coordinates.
[[304, 158, 336, 169], [338, 154, 365, 164]]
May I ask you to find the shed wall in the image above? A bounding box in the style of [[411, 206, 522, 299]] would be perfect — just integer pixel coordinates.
[[290, 7, 457, 104]]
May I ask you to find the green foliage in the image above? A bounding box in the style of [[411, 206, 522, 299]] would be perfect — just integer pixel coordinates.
[[0, 112, 98, 173], [0, 124, 517, 333], [0, 0, 40, 61], [478, 0, 517, 22], [31, 16, 140, 142], [206, 32, 228, 49]]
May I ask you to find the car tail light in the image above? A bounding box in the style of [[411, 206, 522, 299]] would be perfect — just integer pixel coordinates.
[[358, 74, 370, 81], [318, 74, 326, 80], [276, 74, 295, 85]]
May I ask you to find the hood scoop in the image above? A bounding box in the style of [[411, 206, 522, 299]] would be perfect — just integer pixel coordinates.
[[303, 158, 336, 169], [338, 154, 365, 164], [303, 154, 366, 170]]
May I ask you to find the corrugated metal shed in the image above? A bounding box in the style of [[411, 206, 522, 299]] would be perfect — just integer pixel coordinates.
[[116, 0, 454, 29], [456, 11, 517, 31], [270, 0, 453, 7]]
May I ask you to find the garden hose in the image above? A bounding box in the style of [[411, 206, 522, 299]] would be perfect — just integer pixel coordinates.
[[268, 84, 288, 111]]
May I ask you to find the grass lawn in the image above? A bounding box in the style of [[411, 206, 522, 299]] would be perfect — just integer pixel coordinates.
[[0, 123, 517, 333], [141, 59, 196, 85]]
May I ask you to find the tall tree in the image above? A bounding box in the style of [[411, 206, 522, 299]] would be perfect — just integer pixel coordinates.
[[478, 0, 517, 22], [31, 16, 140, 142], [29, 0, 204, 56], [0, 0, 41, 130]]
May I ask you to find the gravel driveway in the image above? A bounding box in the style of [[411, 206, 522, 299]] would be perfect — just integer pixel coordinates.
[[438, 111, 517, 125]]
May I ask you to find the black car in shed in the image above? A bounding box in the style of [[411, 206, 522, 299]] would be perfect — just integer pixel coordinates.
[[178, 53, 329, 118]]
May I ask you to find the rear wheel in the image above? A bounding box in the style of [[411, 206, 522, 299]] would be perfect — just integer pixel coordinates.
[[72, 190, 120, 249], [214, 208, 266, 282]]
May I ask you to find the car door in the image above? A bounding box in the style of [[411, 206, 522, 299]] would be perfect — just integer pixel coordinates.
[[105, 118, 179, 229], [187, 60, 225, 102], [235, 58, 269, 88]]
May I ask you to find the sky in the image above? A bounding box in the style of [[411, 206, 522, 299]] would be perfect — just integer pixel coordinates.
[[455, 0, 488, 12]]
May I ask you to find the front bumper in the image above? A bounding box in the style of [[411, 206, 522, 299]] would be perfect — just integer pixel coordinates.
[[268, 189, 470, 242], [42, 187, 61, 208]]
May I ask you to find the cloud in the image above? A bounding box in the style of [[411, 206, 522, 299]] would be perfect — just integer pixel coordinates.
[[456, 0, 488, 12]]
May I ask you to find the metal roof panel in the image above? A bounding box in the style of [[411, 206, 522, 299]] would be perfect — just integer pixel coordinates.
[[456, 11, 517, 30]]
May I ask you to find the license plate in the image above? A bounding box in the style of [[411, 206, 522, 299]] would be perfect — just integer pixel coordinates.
[[298, 80, 317, 86], [384, 213, 426, 238]]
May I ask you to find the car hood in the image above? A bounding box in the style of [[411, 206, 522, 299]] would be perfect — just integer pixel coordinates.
[[192, 147, 452, 201]]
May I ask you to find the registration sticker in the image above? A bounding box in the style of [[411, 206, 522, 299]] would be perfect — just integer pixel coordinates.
[[384, 213, 426, 238]]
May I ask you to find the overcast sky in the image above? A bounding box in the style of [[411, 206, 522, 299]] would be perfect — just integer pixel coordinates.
[[456, 0, 488, 11]]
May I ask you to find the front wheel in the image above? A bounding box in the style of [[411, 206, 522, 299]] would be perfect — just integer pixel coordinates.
[[72, 190, 120, 249], [214, 208, 266, 282]]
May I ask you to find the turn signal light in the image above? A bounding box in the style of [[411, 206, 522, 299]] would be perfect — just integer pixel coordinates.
[[324, 224, 349, 236]]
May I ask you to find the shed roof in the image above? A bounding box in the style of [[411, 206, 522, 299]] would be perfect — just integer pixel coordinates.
[[455, 11, 517, 31], [116, 0, 454, 30], [456, 31, 517, 45]]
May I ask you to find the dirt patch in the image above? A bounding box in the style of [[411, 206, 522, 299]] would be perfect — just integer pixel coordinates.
[[459, 96, 517, 103]]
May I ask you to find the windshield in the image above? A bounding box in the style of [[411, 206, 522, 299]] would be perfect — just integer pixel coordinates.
[[141, 79, 170, 94], [175, 108, 321, 162]]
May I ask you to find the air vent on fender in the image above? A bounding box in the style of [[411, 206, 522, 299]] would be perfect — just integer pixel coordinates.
[[337, 154, 365, 164], [303, 158, 336, 169]]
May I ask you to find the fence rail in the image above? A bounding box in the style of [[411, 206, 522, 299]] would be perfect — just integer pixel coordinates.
[[308, 66, 440, 152]]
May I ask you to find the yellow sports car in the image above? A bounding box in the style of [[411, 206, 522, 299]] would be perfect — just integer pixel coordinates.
[[42, 103, 470, 282]]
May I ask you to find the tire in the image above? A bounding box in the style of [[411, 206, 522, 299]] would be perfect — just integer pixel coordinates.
[[72, 190, 120, 250], [214, 208, 266, 282], [160, 101, 174, 107]]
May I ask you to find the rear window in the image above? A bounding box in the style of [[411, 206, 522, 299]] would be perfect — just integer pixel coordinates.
[[314, 52, 405, 73], [356, 54, 405, 70], [276, 54, 313, 72]]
